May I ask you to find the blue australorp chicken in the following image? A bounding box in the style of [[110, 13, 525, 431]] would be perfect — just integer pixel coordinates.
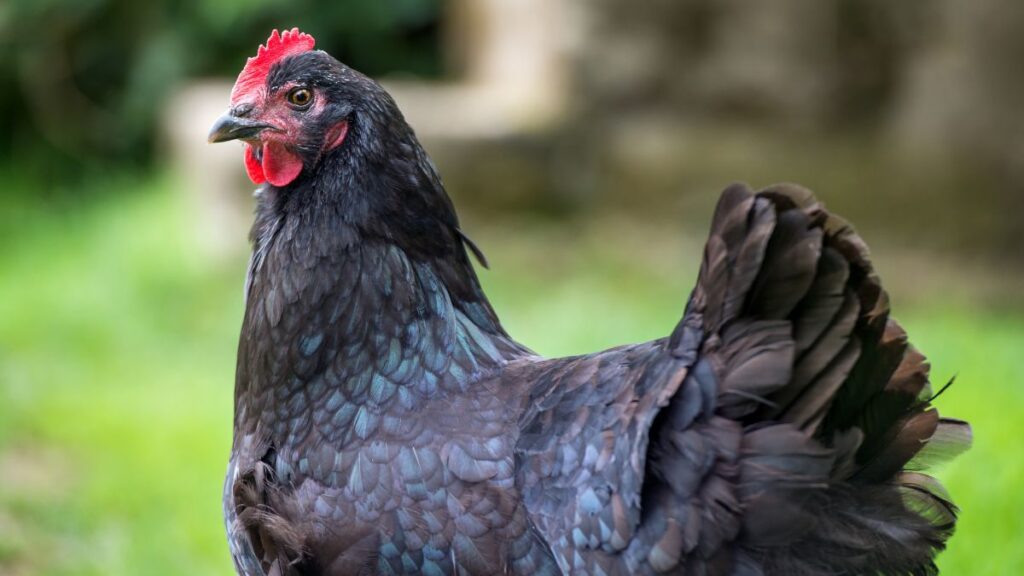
[[208, 29, 971, 576]]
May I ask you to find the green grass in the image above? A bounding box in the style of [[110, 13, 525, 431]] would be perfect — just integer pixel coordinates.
[[1, 175, 1021, 574]]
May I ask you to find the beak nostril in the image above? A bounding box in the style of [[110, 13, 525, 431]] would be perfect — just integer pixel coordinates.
[[232, 103, 255, 118]]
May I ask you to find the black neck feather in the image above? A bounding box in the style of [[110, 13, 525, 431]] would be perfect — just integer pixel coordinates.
[[234, 116, 525, 435]]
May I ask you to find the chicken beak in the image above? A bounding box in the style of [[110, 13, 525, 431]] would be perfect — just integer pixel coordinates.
[[207, 112, 274, 143]]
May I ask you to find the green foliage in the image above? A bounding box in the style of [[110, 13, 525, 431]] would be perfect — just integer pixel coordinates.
[[0, 175, 1021, 574], [0, 0, 442, 179]]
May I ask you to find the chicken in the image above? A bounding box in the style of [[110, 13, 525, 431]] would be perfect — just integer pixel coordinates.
[[208, 29, 971, 576]]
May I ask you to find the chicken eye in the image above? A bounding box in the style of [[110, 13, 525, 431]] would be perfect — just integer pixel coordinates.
[[287, 87, 313, 108]]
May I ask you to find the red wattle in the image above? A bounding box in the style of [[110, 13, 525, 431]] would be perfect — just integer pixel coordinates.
[[261, 141, 304, 187], [243, 144, 266, 184], [241, 142, 304, 187]]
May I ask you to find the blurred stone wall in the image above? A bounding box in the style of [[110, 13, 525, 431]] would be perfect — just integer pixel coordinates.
[[169, 0, 1024, 262], [571, 0, 931, 125], [890, 0, 1024, 258], [552, 0, 1023, 259]]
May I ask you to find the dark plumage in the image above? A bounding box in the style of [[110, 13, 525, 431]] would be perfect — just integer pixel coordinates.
[[210, 30, 971, 576]]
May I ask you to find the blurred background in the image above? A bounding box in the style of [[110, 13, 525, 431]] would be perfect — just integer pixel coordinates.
[[2, 0, 1023, 574]]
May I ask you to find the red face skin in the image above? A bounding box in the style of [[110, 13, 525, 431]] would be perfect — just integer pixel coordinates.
[[234, 82, 349, 188]]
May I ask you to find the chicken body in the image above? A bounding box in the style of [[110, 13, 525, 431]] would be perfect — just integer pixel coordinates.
[[212, 30, 970, 576]]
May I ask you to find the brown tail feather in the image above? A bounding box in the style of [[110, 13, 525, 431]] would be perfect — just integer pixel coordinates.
[[675, 183, 971, 575]]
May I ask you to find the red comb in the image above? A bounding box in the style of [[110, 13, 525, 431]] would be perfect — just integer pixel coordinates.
[[230, 28, 316, 105]]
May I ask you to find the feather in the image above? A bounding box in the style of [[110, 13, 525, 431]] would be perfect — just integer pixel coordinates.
[[746, 208, 822, 320], [456, 228, 489, 269], [791, 247, 850, 356], [906, 418, 973, 471]]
